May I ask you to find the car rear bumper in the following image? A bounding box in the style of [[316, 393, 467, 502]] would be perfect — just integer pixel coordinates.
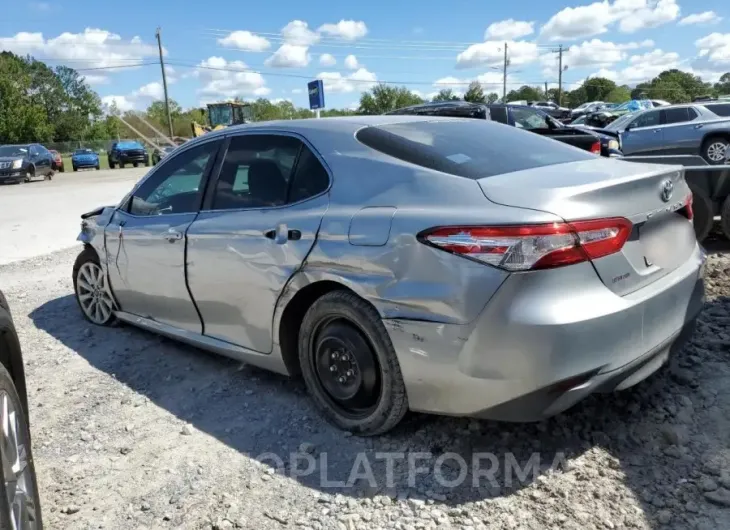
[[384, 243, 706, 421]]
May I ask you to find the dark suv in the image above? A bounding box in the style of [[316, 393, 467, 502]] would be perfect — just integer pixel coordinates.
[[0, 144, 54, 184], [0, 290, 43, 528], [108, 141, 150, 169]]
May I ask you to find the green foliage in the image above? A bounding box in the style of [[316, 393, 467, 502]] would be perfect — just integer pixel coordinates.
[[505, 85, 543, 102], [433, 88, 460, 102], [716, 73, 730, 96], [358, 84, 424, 114], [486, 92, 499, 104], [464, 82, 486, 104]]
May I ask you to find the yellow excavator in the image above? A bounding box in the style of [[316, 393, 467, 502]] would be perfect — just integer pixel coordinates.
[[191, 102, 253, 138]]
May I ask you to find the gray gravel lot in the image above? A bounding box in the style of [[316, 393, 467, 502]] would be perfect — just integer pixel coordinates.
[[0, 228, 729, 528]]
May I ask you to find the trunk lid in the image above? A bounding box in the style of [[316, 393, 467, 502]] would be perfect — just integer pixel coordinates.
[[477, 158, 696, 296]]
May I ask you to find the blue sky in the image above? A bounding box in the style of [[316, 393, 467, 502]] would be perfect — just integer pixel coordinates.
[[1, 0, 729, 112]]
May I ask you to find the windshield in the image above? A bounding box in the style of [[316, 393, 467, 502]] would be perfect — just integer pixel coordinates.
[[118, 141, 143, 150], [0, 145, 29, 157], [356, 120, 594, 180], [604, 112, 637, 131], [74, 149, 94, 155]]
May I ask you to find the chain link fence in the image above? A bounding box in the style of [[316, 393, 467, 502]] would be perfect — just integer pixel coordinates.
[[45, 137, 179, 155]]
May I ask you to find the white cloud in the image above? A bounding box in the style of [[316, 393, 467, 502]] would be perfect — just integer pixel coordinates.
[[82, 74, 109, 85], [317, 20, 368, 41], [318, 68, 377, 93], [549, 38, 655, 70], [344, 54, 359, 70], [195, 56, 270, 101], [679, 11, 722, 26], [281, 20, 319, 46], [485, 20, 534, 40], [164, 65, 177, 84], [541, 0, 679, 41], [136, 82, 164, 100], [319, 53, 336, 66], [101, 95, 135, 112], [291, 88, 303, 94], [619, 0, 680, 33], [265, 44, 310, 68], [590, 49, 681, 84], [217, 30, 271, 52], [696, 33, 730, 65], [29, 2, 52, 12], [432, 72, 514, 96], [0, 28, 159, 69], [456, 40, 538, 69]]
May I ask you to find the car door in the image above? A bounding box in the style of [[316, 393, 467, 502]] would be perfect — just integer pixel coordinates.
[[619, 109, 664, 155], [29, 145, 46, 173], [186, 133, 330, 353], [105, 137, 223, 332], [660, 107, 702, 155]]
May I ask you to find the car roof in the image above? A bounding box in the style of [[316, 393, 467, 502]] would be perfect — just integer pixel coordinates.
[[203, 115, 479, 139]]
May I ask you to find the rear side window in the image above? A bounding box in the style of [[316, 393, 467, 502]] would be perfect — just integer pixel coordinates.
[[289, 148, 329, 203], [356, 120, 594, 179], [705, 104, 730, 117], [664, 107, 692, 124]]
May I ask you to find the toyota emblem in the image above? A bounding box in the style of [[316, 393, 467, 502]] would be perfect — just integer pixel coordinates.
[[660, 179, 673, 202]]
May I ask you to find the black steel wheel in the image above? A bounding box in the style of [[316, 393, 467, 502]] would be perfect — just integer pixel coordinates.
[[299, 290, 408, 436]]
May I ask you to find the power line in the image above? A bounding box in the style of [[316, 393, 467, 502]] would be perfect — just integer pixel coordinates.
[[71, 63, 158, 71]]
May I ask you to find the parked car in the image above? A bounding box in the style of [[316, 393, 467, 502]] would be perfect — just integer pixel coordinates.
[[529, 101, 572, 120], [650, 99, 671, 108], [569, 124, 623, 157], [387, 101, 603, 154], [73, 117, 704, 435], [107, 141, 149, 169], [152, 145, 177, 165], [0, 144, 54, 184], [49, 149, 64, 172], [71, 148, 101, 171], [570, 101, 607, 121], [598, 104, 730, 164], [0, 290, 44, 528]]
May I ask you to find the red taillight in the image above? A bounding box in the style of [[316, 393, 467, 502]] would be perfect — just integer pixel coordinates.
[[590, 141, 601, 155], [684, 193, 694, 220], [421, 218, 633, 271]]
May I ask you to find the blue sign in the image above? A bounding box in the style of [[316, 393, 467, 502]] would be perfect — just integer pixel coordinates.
[[308, 80, 325, 110]]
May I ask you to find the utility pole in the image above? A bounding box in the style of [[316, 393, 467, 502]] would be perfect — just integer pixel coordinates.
[[557, 44, 564, 107], [502, 42, 508, 102], [155, 27, 174, 138], [545, 81, 548, 99]]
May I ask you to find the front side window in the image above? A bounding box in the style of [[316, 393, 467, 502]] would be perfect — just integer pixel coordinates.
[[210, 135, 302, 210], [129, 140, 219, 216], [630, 110, 660, 129]]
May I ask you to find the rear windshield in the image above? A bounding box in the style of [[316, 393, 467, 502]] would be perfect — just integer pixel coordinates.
[[705, 103, 730, 117], [355, 120, 594, 179]]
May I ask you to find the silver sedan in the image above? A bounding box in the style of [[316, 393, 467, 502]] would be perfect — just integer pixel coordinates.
[[73, 116, 705, 435]]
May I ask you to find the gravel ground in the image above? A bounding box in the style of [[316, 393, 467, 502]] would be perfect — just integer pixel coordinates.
[[0, 237, 729, 530]]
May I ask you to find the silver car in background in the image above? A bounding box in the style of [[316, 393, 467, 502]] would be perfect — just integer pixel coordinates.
[[73, 117, 705, 435]]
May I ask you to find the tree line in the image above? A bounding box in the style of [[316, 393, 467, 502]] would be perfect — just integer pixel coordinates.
[[2, 50, 730, 146]]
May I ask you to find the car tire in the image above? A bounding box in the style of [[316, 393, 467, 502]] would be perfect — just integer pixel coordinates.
[[120, 162, 125, 169], [720, 195, 730, 241], [96, 165, 100, 170], [59, 165, 64, 173], [45, 171, 53, 180], [145, 158, 150, 167], [701, 136, 729, 165], [24, 168, 33, 183], [108, 160, 115, 169], [133, 162, 139, 168], [298, 290, 408, 436], [0, 363, 44, 530], [73, 165, 78, 172], [690, 188, 714, 242], [72, 247, 118, 327]]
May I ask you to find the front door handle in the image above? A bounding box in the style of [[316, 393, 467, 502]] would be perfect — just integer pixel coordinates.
[[694, 124, 703, 129], [653, 129, 661, 133], [163, 229, 183, 242]]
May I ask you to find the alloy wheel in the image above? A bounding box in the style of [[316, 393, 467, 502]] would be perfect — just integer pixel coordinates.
[[1, 391, 39, 530], [76, 262, 114, 324], [707, 142, 728, 162]]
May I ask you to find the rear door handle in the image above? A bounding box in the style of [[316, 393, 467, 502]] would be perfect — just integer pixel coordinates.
[[163, 229, 183, 242], [264, 228, 302, 242]]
